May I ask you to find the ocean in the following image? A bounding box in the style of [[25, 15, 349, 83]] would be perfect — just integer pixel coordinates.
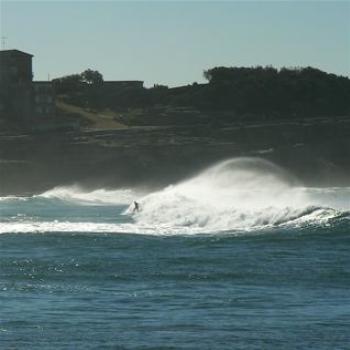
[[1, 158, 350, 349]]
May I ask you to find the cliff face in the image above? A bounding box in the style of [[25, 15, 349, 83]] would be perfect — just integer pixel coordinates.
[[1, 117, 350, 195]]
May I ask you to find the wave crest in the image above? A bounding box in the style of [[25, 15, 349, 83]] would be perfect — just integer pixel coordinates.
[[39, 185, 141, 205], [130, 158, 345, 231], [1, 158, 350, 235]]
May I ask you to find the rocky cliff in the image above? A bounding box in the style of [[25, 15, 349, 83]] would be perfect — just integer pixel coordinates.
[[1, 116, 350, 195]]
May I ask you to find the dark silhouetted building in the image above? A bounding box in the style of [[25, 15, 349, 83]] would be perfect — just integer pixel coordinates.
[[0, 49, 55, 123], [103, 81, 144, 90], [0, 50, 34, 120], [33, 82, 56, 118]]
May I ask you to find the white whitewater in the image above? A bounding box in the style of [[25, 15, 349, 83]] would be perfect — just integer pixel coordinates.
[[39, 185, 142, 205], [1, 158, 349, 235], [128, 157, 345, 231]]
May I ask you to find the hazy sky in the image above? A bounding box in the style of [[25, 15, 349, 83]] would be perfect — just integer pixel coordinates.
[[0, 1, 349, 86]]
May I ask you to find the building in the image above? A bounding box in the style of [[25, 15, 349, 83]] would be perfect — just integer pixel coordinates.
[[0, 49, 55, 122], [0, 49, 33, 84], [103, 80, 144, 90], [0, 48, 144, 128], [0, 50, 34, 120], [33, 81, 56, 118]]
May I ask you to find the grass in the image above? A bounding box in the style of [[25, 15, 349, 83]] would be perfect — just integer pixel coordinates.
[[56, 99, 127, 130]]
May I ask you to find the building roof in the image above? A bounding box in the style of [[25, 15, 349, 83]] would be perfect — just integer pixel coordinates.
[[104, 80, 144, 84], [0, 49, 34, 57], [103, 81, 144, 88]]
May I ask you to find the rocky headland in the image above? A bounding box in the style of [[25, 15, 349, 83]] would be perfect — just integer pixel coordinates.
[[1, 115, 350, 195]]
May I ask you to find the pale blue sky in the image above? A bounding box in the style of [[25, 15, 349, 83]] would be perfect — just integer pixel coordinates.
[[0, 1, 349, 86]]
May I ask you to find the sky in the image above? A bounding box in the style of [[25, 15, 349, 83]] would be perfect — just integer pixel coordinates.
[[0, 0, 349, 87]]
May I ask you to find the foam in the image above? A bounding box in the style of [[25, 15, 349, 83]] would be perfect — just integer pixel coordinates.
[[38, 185, 143, 205], [129, 158, 334, 230], [1, 158, 349, 235]]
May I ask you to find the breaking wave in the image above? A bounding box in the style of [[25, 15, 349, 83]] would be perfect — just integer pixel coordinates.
[[127, 158, 349, 231], [38, 185, 142, 205], [1, 158, 350, 235]]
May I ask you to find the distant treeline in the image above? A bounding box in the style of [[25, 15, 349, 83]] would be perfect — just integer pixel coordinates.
[[53, 66, 350, 118]]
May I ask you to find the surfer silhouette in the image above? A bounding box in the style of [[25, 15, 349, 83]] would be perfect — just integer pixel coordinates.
[[133, 201, 140, 213]]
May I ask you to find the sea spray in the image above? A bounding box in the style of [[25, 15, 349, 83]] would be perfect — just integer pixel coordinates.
[[39, 185, 143, 205], [130, 158, 344, 230], [0, 158, 349, 235]]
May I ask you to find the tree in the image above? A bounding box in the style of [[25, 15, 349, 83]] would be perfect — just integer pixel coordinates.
[[81, 69, 103, 86]]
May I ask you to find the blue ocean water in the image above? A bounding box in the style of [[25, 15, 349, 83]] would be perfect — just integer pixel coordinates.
[[1, 159, 350, 349]]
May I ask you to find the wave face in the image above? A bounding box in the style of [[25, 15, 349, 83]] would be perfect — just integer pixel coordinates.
[[1, 158, 349, 235], [129, 158, 346, 232]]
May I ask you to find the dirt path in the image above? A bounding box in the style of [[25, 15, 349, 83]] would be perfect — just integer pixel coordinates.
[[56, 100, 127, 129]]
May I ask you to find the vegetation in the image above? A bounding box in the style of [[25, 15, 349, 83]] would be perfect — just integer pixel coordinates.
[[53, 69, 103, 93], [200, 66, 350, 116], [53, 66, 350, 124]]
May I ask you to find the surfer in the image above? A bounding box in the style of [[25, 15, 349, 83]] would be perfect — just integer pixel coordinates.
[[133, 201, 140, 213]]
